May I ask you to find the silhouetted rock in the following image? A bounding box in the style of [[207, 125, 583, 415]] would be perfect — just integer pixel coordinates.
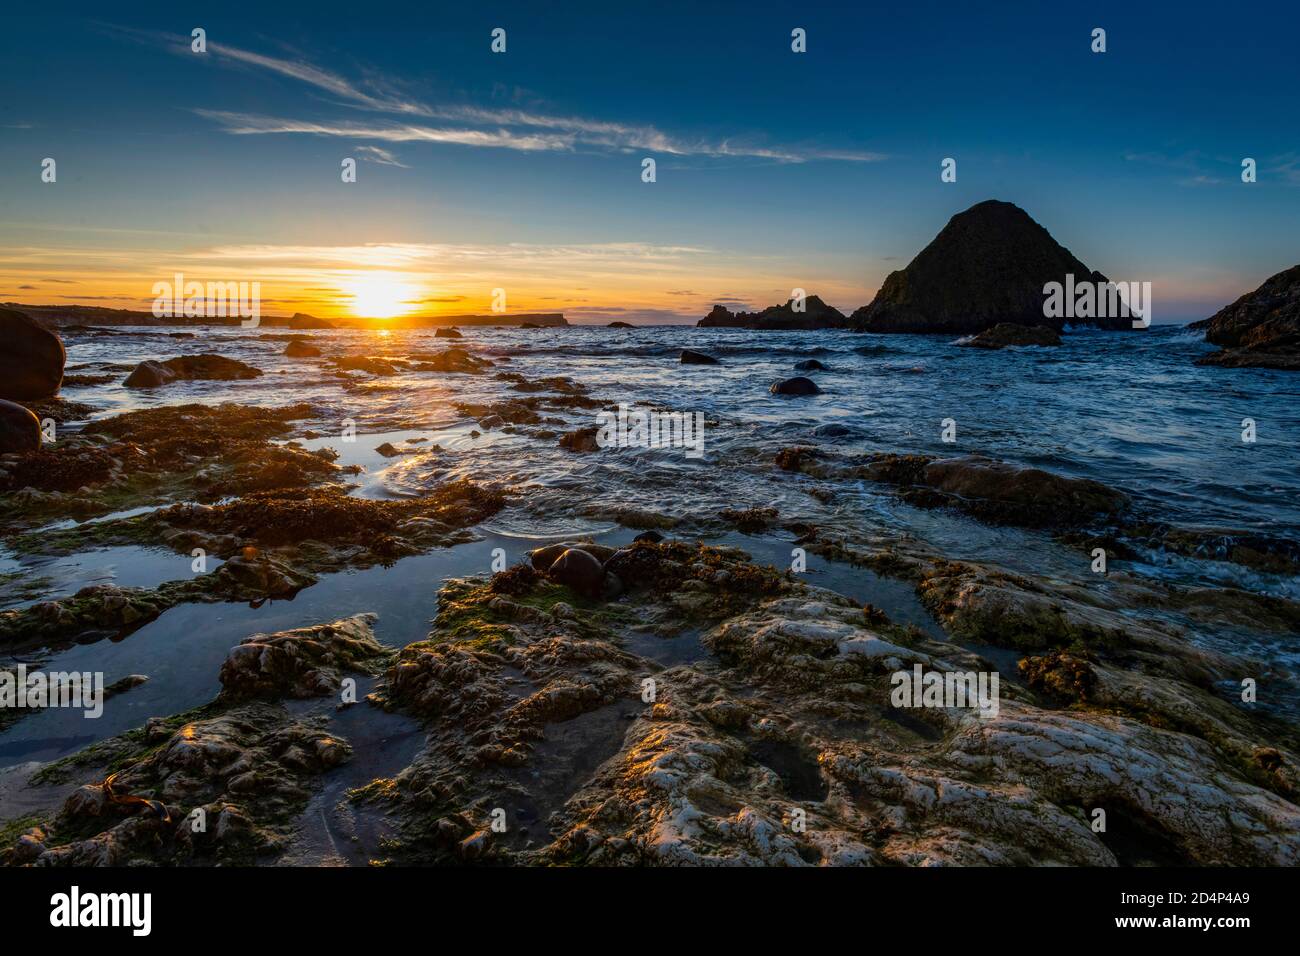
[[698, 295, 849, 330], [794, 359, 828, 371], [961, 323, 1061, 349], [681, 349, 719, 365], [124, 354, 263, 388], [284, 340, 321, 357], [435, 328, 463, 338], [0, 399, 42, 453], [288, 313, 334, 329], [608, 321, 634, 328], [852, 200, 1127, 334], [770, 376, 822, 395], [0, 308, 65, 400], [1194, 264, 1300, 371]]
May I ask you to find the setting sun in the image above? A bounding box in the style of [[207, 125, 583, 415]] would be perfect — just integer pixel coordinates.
[[345, 273, 419, 319]]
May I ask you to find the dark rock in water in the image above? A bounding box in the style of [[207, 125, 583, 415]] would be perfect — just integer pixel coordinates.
[[124, 354, 263, 388], [681, 349, 719, 365], [0, 399, 42, 453], [435, 327, 463, 338], [559, 426, 601, 452], [289, 312, 334, 329], [284, 340, 321, 357], [852, 200, 1126, 334], [0, 307, 65, 400], [608, 321, 634, 328], [1193, 264, 1300, 370], [813, 423, 852, 438], [634, 530, 665, 543], [411, 348, 492, 374], [547, 548, 606, 598], [794, 359, 828, 371], [861, 453, 1129, 528], [770, 376, 822, 396], [698, 295, 849, 330], [123, 360, 178, 388], [374, 442, 405, 457], [520, 322, 541, 329], [961, 323, 1061, 349]]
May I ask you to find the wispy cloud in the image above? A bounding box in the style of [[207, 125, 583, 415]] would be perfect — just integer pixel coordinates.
[[354, 145, 410, 167], [109, 26, 884, 164]]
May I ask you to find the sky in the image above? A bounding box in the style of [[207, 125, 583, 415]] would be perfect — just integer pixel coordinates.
[[1, 1, 1297, 324]]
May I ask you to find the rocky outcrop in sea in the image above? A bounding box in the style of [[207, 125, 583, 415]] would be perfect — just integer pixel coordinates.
[[699, 295, 849, 330], [1193, 264, 1300, 370], [852, 200, 1130, 334]]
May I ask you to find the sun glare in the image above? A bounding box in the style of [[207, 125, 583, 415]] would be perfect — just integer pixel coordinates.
[[345, 273, 419, 319]]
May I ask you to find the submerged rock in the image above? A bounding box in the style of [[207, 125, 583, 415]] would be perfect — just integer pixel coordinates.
[[435, 327, 463, 338], [0, 399, 42, 454], [960, 322, 1061, 349], [770, 376, 822, 396], [852, 200, 1126, 334], [1194, 264, 1300, 370], [284, 340, 321, 357], [0, 307, 65, 400], [607, 321, 634, 328], [680, 349, 719, 365], [794, 358, 828, 371], [862, 453, 1128, 528]]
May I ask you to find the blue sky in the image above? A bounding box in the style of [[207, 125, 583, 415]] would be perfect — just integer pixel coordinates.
[[1, 0, 1297, 322]]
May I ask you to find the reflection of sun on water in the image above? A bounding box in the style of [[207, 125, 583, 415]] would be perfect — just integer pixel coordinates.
[[345, 273, 419, 319]]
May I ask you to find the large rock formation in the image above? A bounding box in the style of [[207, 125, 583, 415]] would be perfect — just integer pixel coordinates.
[[0, 307, 65, 399], [852, 200, 1129, 334], [698, 295, 849, 330], [1192, 264, 1300, 370]]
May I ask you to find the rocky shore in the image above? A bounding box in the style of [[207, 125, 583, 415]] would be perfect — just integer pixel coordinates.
[[2, 254, 1298, 868]]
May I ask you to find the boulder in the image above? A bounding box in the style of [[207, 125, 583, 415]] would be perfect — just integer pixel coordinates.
[[123, 360, 178, 388], [124, 354, 262, 388], [547, 548, 606, 598], [608, 321, 634, 328], [961, 323, 1061, 349], [794, 359, 828, 371], [770, 376, 822, 396], [1193, 264, 1300, 370], [681, 349, 719, 365], [435, 328, 463, 338], [284, 340, 321, 357], [0, 398, 42, 453], [852, 200, 1127, 334], [0, 308, 65, 399]]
